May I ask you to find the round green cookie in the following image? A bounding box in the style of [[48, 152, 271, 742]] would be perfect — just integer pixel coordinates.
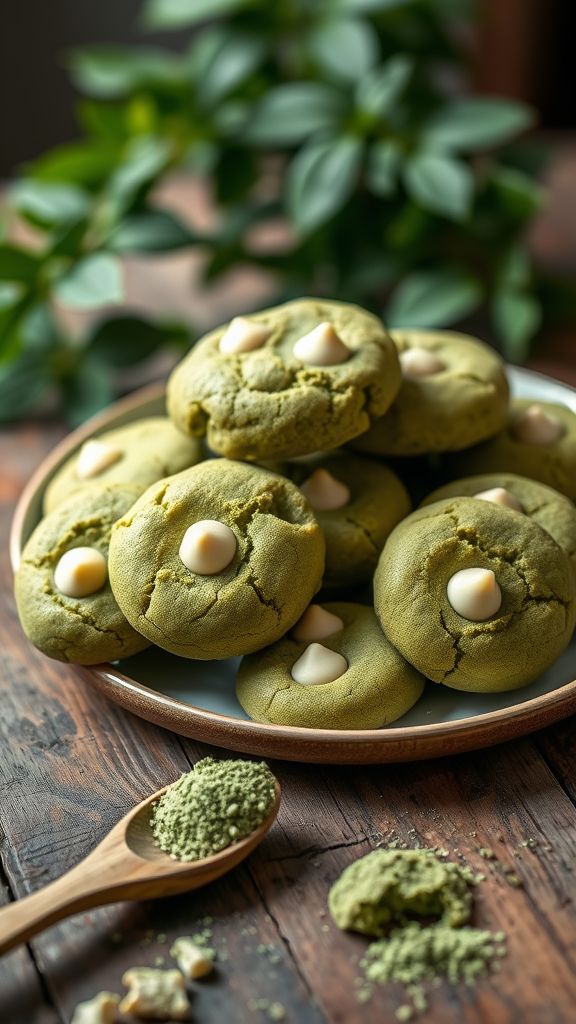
[[167, 298, 400, 460], [108, 459, 325, 659], [44, 417, 202, 513], [287, 453, 411, 588], [352, 329, 509, 456], [236, 603, 425, 729], [15, 484, 150, 664], [422, 473, 576, 569], [374, 497, 575, 692], [449, 399, 576, 501]]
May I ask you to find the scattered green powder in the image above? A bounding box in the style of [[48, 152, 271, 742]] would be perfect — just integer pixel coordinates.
[[328, 849, 477, 934], [478, 848, 495, 860], [330, 849, 507, 1018], [361, 922, 506, 988], [150, 757, 276, 861]]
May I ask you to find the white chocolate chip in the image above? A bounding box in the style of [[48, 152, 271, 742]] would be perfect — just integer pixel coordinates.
[[399, 347, 445, 379], [219, 316, 271, 354], [120, 968, 189, 1020], [447, 568, 502, 621], [293, 322, 350, 366], [76, 439, 122, 480], [300, 468, 350, 511], [71, 991, 120, 1024], [170, 937, 214, 979], [473, 487, 523, 513], [291, 642, 348, 685], [512, 404, 565, 445], [292, 604, 344, 642], [179, 519, 237, 575], [54, 547, 107, 598]]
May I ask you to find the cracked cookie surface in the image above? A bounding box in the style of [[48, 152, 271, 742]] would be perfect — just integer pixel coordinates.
[[422, 473, 576, 572], [167, 298, 400, 460], [236, 602, 425, 729], [449, 399, 576, 502], [351, 329, 509, 456], [15, 484, 149, 664], [374, 497, 576, 692], [286, 453, 411, 588], [108, 459, 325, 659], [44, 417, 202, 513]]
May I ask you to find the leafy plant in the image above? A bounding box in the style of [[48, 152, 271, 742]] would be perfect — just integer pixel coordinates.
[[0, 0, 557, 423]]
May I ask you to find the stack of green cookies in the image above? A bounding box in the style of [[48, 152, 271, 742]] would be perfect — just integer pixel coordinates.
[[14, 298, 576, 731]]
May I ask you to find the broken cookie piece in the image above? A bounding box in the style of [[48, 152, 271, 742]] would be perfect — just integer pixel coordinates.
[[71, 991, 119, 1024], [119, 967, 190, 1021]]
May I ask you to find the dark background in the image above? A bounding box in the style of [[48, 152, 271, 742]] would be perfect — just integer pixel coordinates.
[[0, 0, 575, 177]]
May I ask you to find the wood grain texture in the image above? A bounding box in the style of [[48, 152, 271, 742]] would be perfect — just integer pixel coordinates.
[[1, 411, 576, 1023]]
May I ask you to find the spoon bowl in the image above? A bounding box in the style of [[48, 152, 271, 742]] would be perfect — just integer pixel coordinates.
[[0, 778, 280, 956]]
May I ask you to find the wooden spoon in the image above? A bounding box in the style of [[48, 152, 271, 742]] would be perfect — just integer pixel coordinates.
[[0, 779, 280, 956]]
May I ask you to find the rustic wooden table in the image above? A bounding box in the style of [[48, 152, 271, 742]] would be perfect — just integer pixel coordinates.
[[1, 358, 575, 1024]]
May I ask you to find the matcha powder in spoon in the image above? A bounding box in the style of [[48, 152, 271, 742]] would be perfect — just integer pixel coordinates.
[[151, 757, 277, 861]]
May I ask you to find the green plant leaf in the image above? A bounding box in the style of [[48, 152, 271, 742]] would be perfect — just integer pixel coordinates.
[[287, 137, 363, 235], [387, 268, 483, 327], [10, 181, 90, 228], [0, 244, 39, 283], [491, 166, 545, 219], [69, 46, 182, 98], [86, 314, 186, 367], [0, 351, 52, 421], [196, 33, 266, 106], [310, 16, 379, 83], [335, 0, 413, 10], [28, 140, 119, 188], [104, 136, 172, 222], [55, 253, 123, 310], [404, 151, 474, 220], [108, 209, 198, 253], [21, 304, 59, 353], [367, 140, 402, 196], [213, 147, 258, 204], [492, 289, 541, 362], [47, 218, 89, 259], [498, 246, 531, 290], [424, 98, 535, 151], [246, 83, 344, 145], [143, 0, 248, 29], [356, 55, 413, 119], [61, 357, 114, 426], [0, 284, 21, 308]]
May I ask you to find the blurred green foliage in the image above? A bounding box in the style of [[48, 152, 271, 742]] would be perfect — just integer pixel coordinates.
[[0, 0, 562, 423]]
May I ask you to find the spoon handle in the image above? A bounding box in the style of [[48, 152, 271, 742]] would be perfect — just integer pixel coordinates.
[[0, 858, 108, 956]]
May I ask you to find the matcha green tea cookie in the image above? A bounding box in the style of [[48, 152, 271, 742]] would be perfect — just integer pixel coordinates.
[[167, 298, 401, 460], [15, 484, 149, 664], [236, 602, 424, 729], [450, 399, 576, 501], [422, 473, 576, 569], [108, 459, 325, 659], [352, 329, 509, 456], [44, 417, 202, 513], [375, 497, 575, 692], [287, 453, 411, 587]]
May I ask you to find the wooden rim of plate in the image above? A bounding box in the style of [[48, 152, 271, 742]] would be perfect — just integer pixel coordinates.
[[10, 371, 576, 764]]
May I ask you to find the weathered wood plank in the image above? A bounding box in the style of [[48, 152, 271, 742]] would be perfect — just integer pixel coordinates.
[[0, 872, 61, 1024], [534, 719, 576, 804], [242, 742, 576, 1024]]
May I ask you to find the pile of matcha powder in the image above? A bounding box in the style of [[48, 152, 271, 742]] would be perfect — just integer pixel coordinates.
[[151, 757, 276, 861], [329, 848, 506, 1018]]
